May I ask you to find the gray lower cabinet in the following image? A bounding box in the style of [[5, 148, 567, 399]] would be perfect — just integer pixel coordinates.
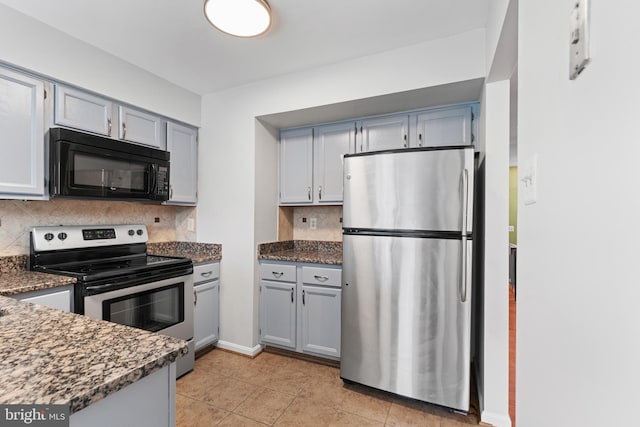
[[193, 262, 220, 352], [300, 285, 341, 358], [259, 279, 297, 349], [259, 261, 341, 360], [13, 285, 74, 312]]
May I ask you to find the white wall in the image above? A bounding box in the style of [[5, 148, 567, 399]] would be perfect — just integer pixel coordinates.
[[198, 29, 486, 352], [518, 1, 640, 426], [486, 0, 512, 76], [480, 80, 511, 427], [0, 4, 200, 126]]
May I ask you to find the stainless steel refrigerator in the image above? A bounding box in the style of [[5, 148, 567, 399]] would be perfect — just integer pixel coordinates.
[[340, 146, 474, 412]]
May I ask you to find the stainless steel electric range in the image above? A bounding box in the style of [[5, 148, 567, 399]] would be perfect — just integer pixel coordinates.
[[29, 224, 195, 377]]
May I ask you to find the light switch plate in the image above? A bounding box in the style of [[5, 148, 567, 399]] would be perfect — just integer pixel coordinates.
[[309, 217, 317, 230], [569, 0, 590, 79], [187, 218, 195, 232], [521, 155, 538, 205]]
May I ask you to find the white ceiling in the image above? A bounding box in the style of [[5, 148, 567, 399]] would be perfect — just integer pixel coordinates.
[[0, 0, 489, 95]]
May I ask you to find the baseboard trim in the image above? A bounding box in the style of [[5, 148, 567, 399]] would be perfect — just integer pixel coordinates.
[[215, 340, 264, 357], [480, 410, 512, 427]]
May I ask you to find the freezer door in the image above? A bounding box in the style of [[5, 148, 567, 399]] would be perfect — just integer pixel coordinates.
[[343, 148, 474, 233], [340, 233, 472, 412]]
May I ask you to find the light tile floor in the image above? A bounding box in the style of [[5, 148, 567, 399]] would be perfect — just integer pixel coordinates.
[[176, 349, 480, 426]]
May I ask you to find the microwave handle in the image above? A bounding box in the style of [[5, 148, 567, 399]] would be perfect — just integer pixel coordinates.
[[150, 163, 158, 195]]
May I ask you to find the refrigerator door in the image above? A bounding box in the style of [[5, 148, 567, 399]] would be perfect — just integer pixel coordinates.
[[343, 147, 474, 233], [340, 232, 473, 412]]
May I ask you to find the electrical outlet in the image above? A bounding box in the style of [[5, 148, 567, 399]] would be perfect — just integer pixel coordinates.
[[187, 218, 195, 232], [309, 217, 317, 230]]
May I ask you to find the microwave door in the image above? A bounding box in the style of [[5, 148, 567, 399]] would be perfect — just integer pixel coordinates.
[[66, 148, 151, 199]]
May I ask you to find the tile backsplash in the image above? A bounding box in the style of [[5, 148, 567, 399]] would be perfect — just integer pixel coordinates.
[[0, 199, 197, 255], [292, 206, 342, 241]]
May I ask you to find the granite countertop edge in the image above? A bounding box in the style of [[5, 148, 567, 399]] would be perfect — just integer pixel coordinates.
[[147, 241, 222, 264], [258, 240, 343, 265], [0, 296, 188, 414]]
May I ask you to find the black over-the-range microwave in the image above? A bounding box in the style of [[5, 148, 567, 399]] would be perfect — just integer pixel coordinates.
[[49, 127, 170, 202]]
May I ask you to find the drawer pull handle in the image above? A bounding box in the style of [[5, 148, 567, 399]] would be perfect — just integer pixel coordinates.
[[272, 271, 284, 278], [200, 271, 213, 278], [314, 275, 329, 281]]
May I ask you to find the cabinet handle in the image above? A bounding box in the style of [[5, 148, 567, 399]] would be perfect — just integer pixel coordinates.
[[170, 185, 174, 199], [302, 289, 305, 305], [418, 133, 422, 147], [107, 118, 112, 136], [272, 271, 284, 278], [403, 134, 407, 148], [314, 275, 329, 282], [318, 186, 322, 200], [122, 122, 127, 139], [200, 271, 213, 278], [193, 289, 197, 306], [307, 187, 311, 200], [290, 288, 294, 303]]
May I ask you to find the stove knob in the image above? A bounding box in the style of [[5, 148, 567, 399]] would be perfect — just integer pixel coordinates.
[[136, 229, 144, 236], [57, 232, 68, 241], [128, 229, 135, 236], [44, 233, 54, 241]]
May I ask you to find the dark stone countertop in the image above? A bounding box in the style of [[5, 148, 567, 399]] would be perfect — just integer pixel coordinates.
[[148, 241, 222, 264], [0, 295, 187, 414], [258, 240, 342, 265], [0, 255, 76, 296]]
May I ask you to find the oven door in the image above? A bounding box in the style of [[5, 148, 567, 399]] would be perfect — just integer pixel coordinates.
[[83, 274, 194, 341]]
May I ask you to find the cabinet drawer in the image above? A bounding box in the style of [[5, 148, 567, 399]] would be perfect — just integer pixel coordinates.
[[302, 266, 342, 287], [260, 263, 296, 282], [194, 262, 220, 283]]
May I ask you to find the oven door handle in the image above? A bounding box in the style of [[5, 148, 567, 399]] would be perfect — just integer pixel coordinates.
[[85, 283, 119, 292]]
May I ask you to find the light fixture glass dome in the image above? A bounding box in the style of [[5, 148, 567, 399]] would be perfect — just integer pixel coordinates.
[[204, 0, 272, 38]]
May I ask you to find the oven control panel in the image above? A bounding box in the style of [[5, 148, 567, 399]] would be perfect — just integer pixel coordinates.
[[82, 228, 116, 240], [31, 224, 148, 251]]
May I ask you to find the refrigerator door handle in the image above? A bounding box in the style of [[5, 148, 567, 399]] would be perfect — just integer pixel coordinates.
[[461, 168, 469, 303]]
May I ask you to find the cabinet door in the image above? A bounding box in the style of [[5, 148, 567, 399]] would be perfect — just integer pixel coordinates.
[[119, 105, 164, 149], [279, 128, 313, 204], [301, 285, 341, 358], [166, 122, 198, 205], [259, 280, 296, 349], [413, 106, 473, 147], [357, 115, 408, 152], [0, 67, 44, 197], [313, 122, 354, 204], [54, 85, 113, 136], [17, 287, 72, 312], [194, 280, 219, 351]]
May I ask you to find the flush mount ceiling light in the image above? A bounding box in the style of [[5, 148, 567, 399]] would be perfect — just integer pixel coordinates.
[[204, 0, 272, 38]]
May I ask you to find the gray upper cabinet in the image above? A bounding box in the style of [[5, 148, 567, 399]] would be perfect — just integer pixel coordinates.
[[411, 105, 473, 147], [118, 105, 164, 149], [54, 85, 113, 137], [279, 127, 313, 204], [166, 122, 198, 205], [0, 66, 45, 198], [313, 122, 354, 204], [356, 115, 409, 152]]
